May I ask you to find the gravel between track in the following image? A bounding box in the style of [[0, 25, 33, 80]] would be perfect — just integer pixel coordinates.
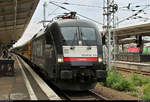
[[92, 84, 140, 100]]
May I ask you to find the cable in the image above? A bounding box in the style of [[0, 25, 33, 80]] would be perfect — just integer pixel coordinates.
[[49, 1, 103, 8], [119, 3, 150, 13], [48, 0, 69, 17], [48, 7, 60, 16], [117, 6, 150, 25], [48, 13, 65, 16], [49, 1, 104, 25]]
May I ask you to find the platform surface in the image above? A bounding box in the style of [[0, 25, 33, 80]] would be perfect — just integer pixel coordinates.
[[0, 56, 29, 100], [112, 61, 150, 72], [0, 55, 61, 100]]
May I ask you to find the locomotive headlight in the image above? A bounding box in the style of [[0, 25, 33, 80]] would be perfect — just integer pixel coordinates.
[[58, 58, 64, 63], [98, 58, 103, 63]]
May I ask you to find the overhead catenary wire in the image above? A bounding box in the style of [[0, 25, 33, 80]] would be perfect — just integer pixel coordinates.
[[39, 0, 67, 24], [49, 1, 103, 8], [117, 5, 150, 25], [48, 0, 68, 17], [48, 7, 60, 16], [118, 3, 150, 13], [49, 1, 104, 25], [118, 6, 150, 23], [133, 4, 150, 8], [48, 1, 150, 26], [48, 13, 66, 16]]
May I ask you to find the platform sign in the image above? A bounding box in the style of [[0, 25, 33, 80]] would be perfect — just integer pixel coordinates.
[[148, 48, 150, 54], [128, 48, 140, 53], [143, 48, 148, 54]]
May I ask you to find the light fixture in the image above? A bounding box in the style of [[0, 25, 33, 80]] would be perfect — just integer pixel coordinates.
[[58, 57, 64, 63], [98, 58, 103, 63]]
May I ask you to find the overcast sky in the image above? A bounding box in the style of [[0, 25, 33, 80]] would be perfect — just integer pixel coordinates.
[[13, 0, 150, 47]]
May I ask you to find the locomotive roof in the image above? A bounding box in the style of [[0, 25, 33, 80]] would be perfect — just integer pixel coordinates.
[[32, 27, 46, 40], [34, 19, 98, 40], [49, 19, 98, 28]]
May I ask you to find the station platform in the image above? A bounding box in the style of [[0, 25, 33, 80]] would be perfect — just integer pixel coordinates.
[[112, 61, 150, 73], [0, 55, 60, 100], [0, 56, 30, 100]]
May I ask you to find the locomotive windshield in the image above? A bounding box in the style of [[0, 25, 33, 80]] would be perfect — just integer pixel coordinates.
[[60, 27, 78, 40], [79, 27, 96, 41], [61, 27, 96, 41]]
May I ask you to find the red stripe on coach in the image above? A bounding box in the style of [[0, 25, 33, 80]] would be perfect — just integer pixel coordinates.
[[64, 58, 98, 62]]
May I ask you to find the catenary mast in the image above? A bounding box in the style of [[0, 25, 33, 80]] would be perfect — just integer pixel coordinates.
[[103, 0, 118, 70]]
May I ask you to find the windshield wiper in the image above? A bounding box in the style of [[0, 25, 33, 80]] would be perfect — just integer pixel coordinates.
[[71, 29, 78, 47], [80, 31, 89, 46]]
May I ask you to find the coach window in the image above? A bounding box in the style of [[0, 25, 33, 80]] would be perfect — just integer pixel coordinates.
[[34, 41, 37, 56]]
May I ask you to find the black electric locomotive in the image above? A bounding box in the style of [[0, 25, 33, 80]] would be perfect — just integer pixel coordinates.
[[30, 13, 107, 91]]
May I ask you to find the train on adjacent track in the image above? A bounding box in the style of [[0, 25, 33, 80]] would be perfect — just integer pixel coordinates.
[[13, 12, 107, 91]]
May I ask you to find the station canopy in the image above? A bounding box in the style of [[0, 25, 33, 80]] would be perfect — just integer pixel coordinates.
[[113, 23, 150, 40], [0, 0, 39, 45], [101, 23, 150, 44]]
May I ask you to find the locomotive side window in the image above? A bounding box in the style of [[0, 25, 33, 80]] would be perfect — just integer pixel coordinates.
[[61, 27, 78, 40], [79, 27, 96, 40]]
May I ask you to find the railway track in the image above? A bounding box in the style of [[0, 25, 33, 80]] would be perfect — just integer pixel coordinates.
[[114, 67, 150, 76], [60, 90, 107, 100], [15, 53, 108, 100]]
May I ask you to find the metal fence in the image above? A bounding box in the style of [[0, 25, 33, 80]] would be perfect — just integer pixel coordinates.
[[116, 53, 150, 62]]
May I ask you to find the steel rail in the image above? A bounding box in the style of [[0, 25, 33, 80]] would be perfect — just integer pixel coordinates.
[[60, 90, 108, 100], [115, 67, 150, 76]]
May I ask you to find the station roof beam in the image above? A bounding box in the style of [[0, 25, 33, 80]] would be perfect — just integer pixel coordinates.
[[114, 23, 150, 40], [0, 0, 39, 45], [101, 23, 150, 40]]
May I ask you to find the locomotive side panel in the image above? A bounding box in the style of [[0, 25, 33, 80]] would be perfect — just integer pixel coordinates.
[[32, 35, 45, 70], [44, 29, 57, 79], [20, 19, 107, 91]]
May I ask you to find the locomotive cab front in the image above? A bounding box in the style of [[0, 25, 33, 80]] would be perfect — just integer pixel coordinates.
[[31, 14, 107, 90], [54, 20, 107, 84]]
